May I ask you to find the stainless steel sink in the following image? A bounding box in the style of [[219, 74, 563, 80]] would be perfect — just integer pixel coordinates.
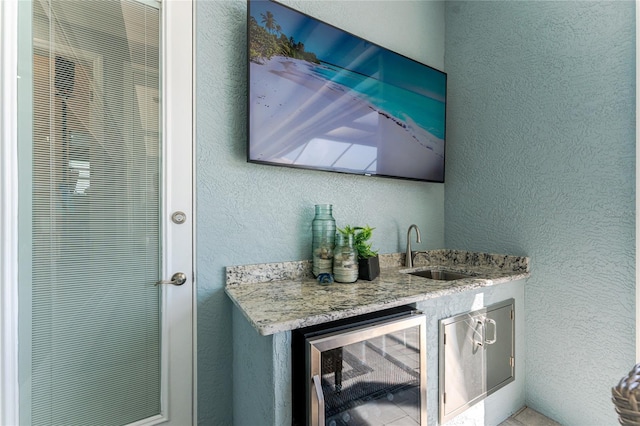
[[407, 269, 472, 281]]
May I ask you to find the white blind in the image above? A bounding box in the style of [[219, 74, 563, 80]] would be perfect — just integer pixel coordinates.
[[31, 1, 162, 424]]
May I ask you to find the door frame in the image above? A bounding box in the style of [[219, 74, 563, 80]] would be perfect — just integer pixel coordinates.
[[0, 0, 20, 424], [159, 0, 197, 424], [0, 0, 196, 424]]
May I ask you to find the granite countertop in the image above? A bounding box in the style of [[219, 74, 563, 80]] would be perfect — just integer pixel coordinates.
[[225, 249, 530, 336]]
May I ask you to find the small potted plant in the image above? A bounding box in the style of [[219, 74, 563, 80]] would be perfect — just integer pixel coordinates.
[[338, 225, 380, 281]]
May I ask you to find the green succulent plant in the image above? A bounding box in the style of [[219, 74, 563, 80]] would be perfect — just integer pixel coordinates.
[[337, 225, 379, 260]]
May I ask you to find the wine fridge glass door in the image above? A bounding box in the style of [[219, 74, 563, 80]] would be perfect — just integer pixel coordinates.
[[306, 313, 427, 426]]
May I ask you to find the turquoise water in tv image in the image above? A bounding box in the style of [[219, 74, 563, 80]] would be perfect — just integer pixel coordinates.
[[312, 62, 445, 140]]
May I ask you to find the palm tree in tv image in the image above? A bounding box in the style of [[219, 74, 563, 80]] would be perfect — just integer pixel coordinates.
[[260, 11, 278, 35], [249, 9, 319, 65]]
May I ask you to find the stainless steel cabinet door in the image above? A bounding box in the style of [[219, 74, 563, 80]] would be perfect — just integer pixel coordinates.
[[486, 302, 515, 391], [439, 299, 515, 423]]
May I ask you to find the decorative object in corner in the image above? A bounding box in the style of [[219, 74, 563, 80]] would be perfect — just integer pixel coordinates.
[[339, 225, 380, 281], [311, 204, 336, 277], [612, 363, 640, 425]]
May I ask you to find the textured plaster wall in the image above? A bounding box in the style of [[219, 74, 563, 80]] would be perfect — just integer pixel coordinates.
[[444, 2, 635, 424], [195, 1, 445, 424]]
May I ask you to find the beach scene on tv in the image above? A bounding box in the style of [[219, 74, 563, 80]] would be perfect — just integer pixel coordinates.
[[248, 1, 447, 182]]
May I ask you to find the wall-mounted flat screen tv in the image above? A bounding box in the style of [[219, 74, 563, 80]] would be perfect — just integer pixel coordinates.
[[247, 0, 447, 182]]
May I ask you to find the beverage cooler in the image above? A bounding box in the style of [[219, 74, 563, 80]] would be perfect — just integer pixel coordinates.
[[292, 306, 427, 426]]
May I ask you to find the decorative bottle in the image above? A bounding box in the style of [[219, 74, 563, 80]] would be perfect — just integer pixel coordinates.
[[333, 233, 358, 283], [312, 204, 336, 277]]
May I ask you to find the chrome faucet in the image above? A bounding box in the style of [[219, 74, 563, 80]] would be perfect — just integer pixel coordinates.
[[405, 224, 422, 268]]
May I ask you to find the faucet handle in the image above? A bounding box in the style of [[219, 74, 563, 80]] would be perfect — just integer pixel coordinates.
[[404, 250, 422, 268]]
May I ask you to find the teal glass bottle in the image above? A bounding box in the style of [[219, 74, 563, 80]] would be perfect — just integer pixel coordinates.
[[312, 204, 336, 277]]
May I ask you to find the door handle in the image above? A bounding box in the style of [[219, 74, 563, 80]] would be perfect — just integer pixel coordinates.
[[484, 318, 497, 345], [312, 374, 325, 426], [155, 272, 187, 286], [476, 320, 485, 347]]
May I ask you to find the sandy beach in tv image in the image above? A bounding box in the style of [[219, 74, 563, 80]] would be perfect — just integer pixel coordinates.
[[248, 2, 446, 182]]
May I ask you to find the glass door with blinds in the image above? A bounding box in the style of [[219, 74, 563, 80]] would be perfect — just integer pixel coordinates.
[[16, 1, 194, 425]]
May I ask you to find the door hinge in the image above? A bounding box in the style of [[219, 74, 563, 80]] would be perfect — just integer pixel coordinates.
[[511, 309, 514, 320], [443, 392, 446, 404], [443, 333, 446, 345], [510, 356, 515, 367]]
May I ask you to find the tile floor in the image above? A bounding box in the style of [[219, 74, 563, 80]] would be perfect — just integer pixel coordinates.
[[499, 407, 562, 426]]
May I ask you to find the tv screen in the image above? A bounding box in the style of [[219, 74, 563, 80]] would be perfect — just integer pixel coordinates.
[[247, 0, 447, 182]]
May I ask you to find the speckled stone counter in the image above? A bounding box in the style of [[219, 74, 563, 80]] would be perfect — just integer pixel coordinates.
[[225, 249, 529, 336]]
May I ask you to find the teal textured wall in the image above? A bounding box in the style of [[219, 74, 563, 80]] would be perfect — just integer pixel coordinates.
[[444, 2, 635, 424], [195, 1, 445, 423]]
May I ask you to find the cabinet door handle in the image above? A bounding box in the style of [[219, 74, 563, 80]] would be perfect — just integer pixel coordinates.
[[476, 320, 485, 347], [484, 318, 497, 345], [312, 374, 325, 426]]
